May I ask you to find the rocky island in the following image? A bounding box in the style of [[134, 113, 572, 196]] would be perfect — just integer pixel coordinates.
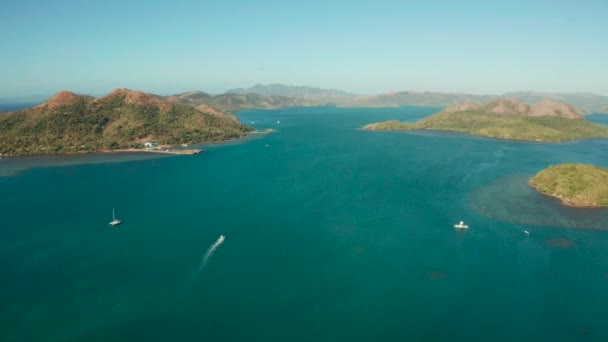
[[530, 163, 608, 207], [0, 89, 253, 157], [363, 99, 608, 142]]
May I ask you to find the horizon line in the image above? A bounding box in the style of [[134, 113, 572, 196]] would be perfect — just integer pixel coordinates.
[[2, 86, 607, 100]]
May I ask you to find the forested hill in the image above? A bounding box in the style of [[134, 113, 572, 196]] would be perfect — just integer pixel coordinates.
[[363, 99, 608, 142], [0, 89, 252, 156]]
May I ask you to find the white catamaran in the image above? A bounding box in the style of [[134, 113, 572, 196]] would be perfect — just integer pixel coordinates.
[[454, 221, 469, 230], [109, 209, 122, 227]]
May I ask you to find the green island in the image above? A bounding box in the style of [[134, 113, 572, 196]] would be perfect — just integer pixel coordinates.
[[0, 89, 253, 157], [530, 163, 608, 207], [363, 99, 608, 142]]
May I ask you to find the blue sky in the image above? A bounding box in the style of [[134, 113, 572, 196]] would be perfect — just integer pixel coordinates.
[[1, 0, 607, 96]]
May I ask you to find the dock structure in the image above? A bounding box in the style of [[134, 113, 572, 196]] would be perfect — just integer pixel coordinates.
[[172, 149, 202, 155]]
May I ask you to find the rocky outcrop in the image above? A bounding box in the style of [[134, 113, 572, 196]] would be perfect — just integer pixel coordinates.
[[442, 98, 581, 119], [483, 98, 530, 115], [528, 100, 581, 119]]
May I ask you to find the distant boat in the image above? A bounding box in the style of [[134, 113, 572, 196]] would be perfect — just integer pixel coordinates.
[[277, 120, 280, 124], [454, 221, 469, 229], [524, 230, 530, 235], [109, 209, 121, 227]]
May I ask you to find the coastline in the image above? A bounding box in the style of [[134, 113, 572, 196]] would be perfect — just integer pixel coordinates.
[[362, 126, 594, 143], [0, 129, 276, 158], [102, 148, 202, 155], [95, 129, 275, 155], [528, 180, 608, 208]]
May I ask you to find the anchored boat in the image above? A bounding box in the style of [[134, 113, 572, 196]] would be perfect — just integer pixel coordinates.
[[109, 209, 122, 227], [454, 221, 469, 229]]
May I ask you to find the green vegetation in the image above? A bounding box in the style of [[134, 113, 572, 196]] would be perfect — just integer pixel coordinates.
[[363, 110, 608, 142], [0, 91, 253, 156], [530, 163, 608, 207], [164, 92, 322, 115]]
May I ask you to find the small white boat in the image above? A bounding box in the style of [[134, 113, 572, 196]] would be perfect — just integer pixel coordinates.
[[109, 209, 121, 227], [524, 230, 530, 235], [454, 221, 469, 229], [277, 120, 280, 124]]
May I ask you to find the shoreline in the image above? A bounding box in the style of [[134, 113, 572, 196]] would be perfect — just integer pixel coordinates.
[[528, 180, 608, 208], [0, 129, 276, 158], [103, 148, 203, 155], [361, 126, 600, 144]]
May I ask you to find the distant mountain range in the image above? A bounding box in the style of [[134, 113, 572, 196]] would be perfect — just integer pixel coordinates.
[[226, 83, 357, 99], [343, 91, 608, 114], [3, 85, 608, 115], [223, 85, 608, 114], [161, 91, 320, 114]]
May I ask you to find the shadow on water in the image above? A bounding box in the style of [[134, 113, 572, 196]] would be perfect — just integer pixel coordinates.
[[467, 174, 608, 230], [0, 153, 171, 177]]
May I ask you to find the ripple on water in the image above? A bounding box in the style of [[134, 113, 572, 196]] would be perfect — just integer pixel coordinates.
[[467, 174, 608, 230], [425, 271, 447, 280], [543, 238, 577, 249]]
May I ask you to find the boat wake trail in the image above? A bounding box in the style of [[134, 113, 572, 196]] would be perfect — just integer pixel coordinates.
[[197, 235, 225, 272], [179, 235, 226, 307]]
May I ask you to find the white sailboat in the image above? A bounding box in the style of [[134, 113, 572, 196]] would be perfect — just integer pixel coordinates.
[[454, 221, 469, 229], [109, 209, 121, 227]]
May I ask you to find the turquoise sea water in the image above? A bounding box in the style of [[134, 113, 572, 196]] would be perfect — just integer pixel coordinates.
[[1, 107, 608, 341]]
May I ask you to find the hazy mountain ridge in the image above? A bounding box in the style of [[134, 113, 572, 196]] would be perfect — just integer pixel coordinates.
[[502, 91, 608, 114], [162, 91, 322, 114], [344, 91, 496, 108], [4, 87, 607, 115], [221, 85, 608, 114], [343, 91, 608, 114], [226, 83, 357, 99]]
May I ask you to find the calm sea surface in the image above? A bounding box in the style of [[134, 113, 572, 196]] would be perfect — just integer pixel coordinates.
[[1, 107, 608, 341]]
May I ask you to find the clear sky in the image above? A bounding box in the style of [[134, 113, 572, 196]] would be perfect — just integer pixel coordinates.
[[1, 0, 607, 97]]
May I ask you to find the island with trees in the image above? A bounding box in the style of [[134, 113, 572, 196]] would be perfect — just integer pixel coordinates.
[[530, 163, 608, 207], [362, 99, 608, 142], [0, 89, 253, 156]]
